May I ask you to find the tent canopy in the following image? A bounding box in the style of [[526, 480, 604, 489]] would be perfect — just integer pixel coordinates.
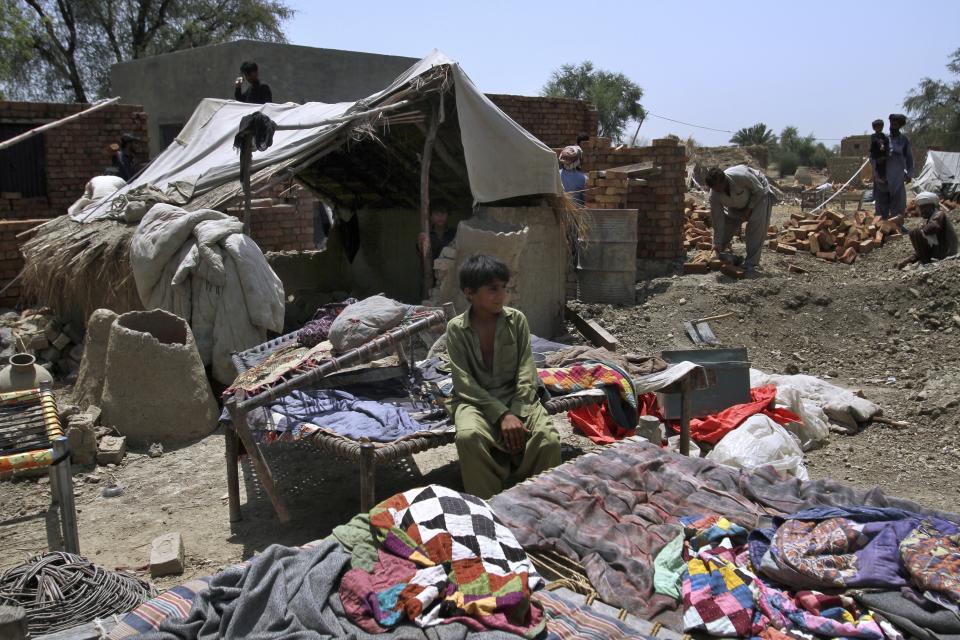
[[915, 150, 960, 199], [74, 50, 562, 223]]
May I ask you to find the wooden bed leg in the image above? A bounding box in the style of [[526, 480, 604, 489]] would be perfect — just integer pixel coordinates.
[[679, 377, 693, 457], [226, 398, 290, 524], [360, 443, 376, 513], [225, 427, 242, 522]]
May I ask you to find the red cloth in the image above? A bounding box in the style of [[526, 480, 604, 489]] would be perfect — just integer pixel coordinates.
[[639, 385, 800, 445], [569, 404, 635, 444]]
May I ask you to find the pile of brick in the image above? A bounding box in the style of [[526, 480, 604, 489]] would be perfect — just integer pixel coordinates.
[[0, 308, 84, 380], [683, 198, 713, 251], [771, 209, 903, 265]]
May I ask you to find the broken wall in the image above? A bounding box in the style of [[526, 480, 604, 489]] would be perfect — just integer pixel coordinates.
[[582, 138, 687, 268], [0, 101, 149, 220]]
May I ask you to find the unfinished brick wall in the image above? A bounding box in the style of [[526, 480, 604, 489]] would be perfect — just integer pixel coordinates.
[[487, 95, 598, 148], [223, 182, 317, 252], [0, 219, 46, 307], [0, 102, 149, 220], [582, 138, 688, 260]]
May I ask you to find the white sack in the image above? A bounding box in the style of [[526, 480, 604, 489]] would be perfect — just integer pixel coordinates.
[[751, 369, 880, 430], [328, 295, 408, 353], [707, 414, 809, 480], [67, 176, 126, 217], [130, 204, 284, 383]]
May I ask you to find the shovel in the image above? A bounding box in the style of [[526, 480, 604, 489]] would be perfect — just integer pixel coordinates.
[[684, 312, 734, 345]]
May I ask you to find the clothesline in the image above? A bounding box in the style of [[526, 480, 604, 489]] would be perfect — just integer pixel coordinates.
[[810, 158, 870, 214]]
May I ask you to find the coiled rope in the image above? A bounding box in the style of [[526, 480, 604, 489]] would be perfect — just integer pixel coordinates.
[[0, 551, 155, 635]]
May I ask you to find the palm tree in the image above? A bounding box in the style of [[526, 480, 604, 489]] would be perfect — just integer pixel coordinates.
[[730, 123, 777, 147]]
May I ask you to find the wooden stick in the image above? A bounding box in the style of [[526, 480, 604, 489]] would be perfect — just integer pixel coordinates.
[[679, 376, 693, 456], [420, 107, 440, 299], [872, 415, 910, 429], [0, 97, 121, 152], [694, 312, 735, 323], [564, 306, 618, 351]]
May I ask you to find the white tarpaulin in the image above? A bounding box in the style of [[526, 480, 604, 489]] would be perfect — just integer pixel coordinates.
[[73, 50, 561, 223], [914, 150, 960, 196]]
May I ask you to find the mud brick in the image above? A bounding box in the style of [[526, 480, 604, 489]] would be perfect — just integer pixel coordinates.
[[768, 239, 778, 249], [150, 532, 185, 577], [720, 263, 745, 279], [816, 251, 838, 262], [683, 262, 710, 274], [788, 264, 808, 274], [776, 243, 797, 255]]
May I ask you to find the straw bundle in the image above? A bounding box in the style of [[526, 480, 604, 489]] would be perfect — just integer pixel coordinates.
[[19, 216, 141, 327]]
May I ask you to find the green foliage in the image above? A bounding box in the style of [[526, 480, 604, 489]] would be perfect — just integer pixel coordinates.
[[0, 0, 294, 103], [0, 2, 32, 100], [903, 47, 960, 151], [772, 125, 834, 173], [730, 122, 776, 147], [542, 61, 644, 142]]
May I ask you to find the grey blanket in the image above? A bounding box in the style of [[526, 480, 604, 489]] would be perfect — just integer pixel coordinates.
[[140, 540, 517, 640]]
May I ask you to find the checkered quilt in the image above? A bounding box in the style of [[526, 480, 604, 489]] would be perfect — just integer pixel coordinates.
[[341, 485, 545, 637]]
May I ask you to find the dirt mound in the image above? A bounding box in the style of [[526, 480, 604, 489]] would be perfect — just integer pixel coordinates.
[[688, 145, 768, 185]]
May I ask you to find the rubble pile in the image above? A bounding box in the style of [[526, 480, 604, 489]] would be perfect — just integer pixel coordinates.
[[0, 308, 84, 380]]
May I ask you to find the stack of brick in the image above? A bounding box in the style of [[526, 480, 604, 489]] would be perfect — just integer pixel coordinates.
[[581, 138, 687, 261], [222, 182, 317, 252], [487, 95, 598, 149], [0, 101, 148, 220], [0, 219, 46, 306], [772, 208, 904, 265]]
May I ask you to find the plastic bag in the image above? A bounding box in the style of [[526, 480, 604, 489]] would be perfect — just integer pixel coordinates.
[[706, 415, 809, 480], [328, 295, 408, 352], [772, 386, 830, 451], [667, 435, 701, 458]]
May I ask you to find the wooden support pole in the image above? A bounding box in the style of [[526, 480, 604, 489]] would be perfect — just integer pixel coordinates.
[[226, 396, 290, 523], [359, 443, 376, 513], [0, 97, 121, 152], [51, 436, 80, 554], [240, 136, 253, 237], [225, 428, 242, 522], [679, 376, 693, 456], [420, 109, 440, 299]]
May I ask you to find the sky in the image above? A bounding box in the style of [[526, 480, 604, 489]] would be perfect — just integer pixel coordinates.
[[283, 0, 958, 147]]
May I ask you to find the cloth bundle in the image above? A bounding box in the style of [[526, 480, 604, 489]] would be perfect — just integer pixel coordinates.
[[130, 203, 284, 384], [538, 360, 638, 442]]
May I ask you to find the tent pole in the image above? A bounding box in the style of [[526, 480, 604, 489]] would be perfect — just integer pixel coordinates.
[[419, 108, 439, 300]]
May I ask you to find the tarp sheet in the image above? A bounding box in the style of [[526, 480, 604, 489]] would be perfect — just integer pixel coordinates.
[[914, 150, 960, 197], [72, 50, 562, 223]]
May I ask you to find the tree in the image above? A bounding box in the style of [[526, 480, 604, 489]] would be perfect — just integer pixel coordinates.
[[542, 61, 644, 142], [773, 125, 834, 174], [0, 2, 32, 100], [903, 47, 960, 151], [0, 0, 294, 103], [730, 122, 776, 147]]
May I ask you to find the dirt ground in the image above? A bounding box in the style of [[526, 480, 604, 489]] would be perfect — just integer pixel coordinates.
[[1, 202, 958, 587]]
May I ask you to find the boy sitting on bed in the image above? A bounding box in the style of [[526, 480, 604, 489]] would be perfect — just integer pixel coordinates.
[[445, 254, 561, 499]]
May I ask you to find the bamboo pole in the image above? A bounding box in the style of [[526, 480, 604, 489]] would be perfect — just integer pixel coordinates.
[[0, 97, 121, 152], [420, 109, 440, 299]]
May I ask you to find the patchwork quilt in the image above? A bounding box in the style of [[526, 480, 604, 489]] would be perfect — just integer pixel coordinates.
[[340, 485, 545, 637], [538, 361, 638, 429]]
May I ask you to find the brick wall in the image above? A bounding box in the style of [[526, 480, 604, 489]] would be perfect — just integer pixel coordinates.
[[0, 101, 148, 220], [581, 138, 688, 260], [0, 219, 46, 307], [223, 181, 317, 252], [827, 156, 869, 186], [487, 95, 598, 148]]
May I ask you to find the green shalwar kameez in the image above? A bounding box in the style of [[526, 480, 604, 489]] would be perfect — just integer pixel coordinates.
[[445, 306, 561, 499]]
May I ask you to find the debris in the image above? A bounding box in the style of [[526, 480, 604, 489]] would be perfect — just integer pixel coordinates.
[[564, 305, 618, 351], [101, 483, 125, 498], [96, 435, 126, 465], [150, 532, 185, 578], [148, 443, 163, 458], [65, 413, 97, 466]]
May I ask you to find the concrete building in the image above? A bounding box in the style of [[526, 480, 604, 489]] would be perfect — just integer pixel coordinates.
[[111, 40, 419, 156]]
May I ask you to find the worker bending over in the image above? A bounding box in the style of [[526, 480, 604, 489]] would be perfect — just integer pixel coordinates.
[[706, 164, 775, 277], [445, 255, 561, 499]]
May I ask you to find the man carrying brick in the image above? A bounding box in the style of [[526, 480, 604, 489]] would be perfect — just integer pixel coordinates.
[[706, 164, 774, 277]]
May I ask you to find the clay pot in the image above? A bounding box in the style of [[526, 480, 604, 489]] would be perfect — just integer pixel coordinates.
[[0, 353, 54, 393]]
